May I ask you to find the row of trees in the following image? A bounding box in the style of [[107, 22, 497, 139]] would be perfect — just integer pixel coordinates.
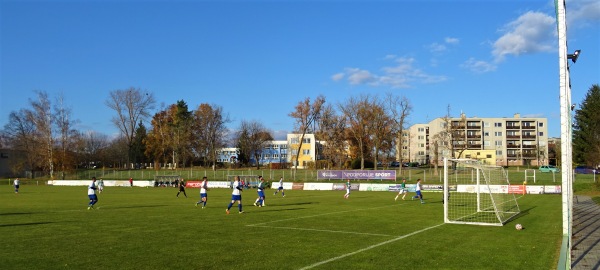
[[0, 87, 414, 177], [2, 84, 597, 178]]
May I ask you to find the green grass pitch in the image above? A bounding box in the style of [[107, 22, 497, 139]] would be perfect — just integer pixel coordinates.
[[1, 185, 562, 269]]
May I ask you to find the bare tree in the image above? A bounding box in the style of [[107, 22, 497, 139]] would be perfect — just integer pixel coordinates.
[[339, 94, 375, 169], [26, 91, 55, 178], [1, 109, 38, 176], [192, 103, 230, 169], [317, 104, 347, 168], [106, 87, 155, 166], [368, 97, 393, 170], [81, 131, 110, 168], [385, 93, 412, 173], [54, 93, 79, 178], [288, 95, 325, 172], [234, 120, 273, 169]]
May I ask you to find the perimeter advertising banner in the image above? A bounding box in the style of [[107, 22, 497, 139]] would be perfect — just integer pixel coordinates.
[[317, 170, 396, 180]]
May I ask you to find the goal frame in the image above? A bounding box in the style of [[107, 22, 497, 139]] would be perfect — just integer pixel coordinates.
[[443, 158, 520, 226]]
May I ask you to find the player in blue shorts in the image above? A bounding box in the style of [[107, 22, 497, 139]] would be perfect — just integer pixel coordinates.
[[254, 176, 266, 207], [226, 176, 243, 214], [196, 176, 208, 208], [87, 177, 99, 210], [273, 177, 285, 197], [412, 178, 425, 204]]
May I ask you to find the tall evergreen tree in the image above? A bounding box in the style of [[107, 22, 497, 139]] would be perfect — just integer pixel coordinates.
[[573, 84, 600, 166]]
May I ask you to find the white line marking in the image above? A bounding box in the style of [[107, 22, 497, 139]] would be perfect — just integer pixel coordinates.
[[247, 224, 394, 237], [299, 223, 445, 270]]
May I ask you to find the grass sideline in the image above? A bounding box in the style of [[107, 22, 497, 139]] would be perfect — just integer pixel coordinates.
[[1, 185, 561, 269]]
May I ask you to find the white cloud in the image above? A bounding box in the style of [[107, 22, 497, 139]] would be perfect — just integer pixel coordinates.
[[429, 42, 447, 52], [461, 58, 497, 73], [445, 37, 460, 44], [569, 0, 600, 24], [492, 11, 556, 62], [331, 73, 344, 81], [332, 57, 447, 88], [346, 68, 377, 85]]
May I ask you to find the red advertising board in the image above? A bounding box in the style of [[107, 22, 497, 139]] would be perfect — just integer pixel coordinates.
[[508, 185, 525, 194]]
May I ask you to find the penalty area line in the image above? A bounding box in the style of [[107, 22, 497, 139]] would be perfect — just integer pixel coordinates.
[[299, 223, 445, 270], [247, 204, 398, 227], [247, 224, 394, 237]]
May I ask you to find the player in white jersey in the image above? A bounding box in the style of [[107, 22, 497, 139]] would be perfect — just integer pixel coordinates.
[[412, 178, 425, 204], [87, 177, 99, 210], [196, 176, 209, 208], [226, 176, 243, 214], [13, 178, 20, 194], [273, 177, 285, 197]]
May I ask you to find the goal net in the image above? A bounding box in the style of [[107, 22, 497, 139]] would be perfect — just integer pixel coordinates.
[[443, 158, 520, 226]]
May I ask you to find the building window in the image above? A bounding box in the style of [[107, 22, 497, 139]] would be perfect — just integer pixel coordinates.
[[495, 122, 502, 127], [291, 138, 299, 144], [418, 127, 425, 132], [539, 122, 544, 127], [496, 150, 503, 156], [302, 149, 310, 155], [484, 122, 490, 127], [484, 132, 489, 136], [494, 131, 502, 136], [539, 132, 544, 136], [418, 135, 424, 140], [484, 141, 490, 146], [495, 141, 503, 146], [303, 138, 311, 143], [486, 154, 492, 158]]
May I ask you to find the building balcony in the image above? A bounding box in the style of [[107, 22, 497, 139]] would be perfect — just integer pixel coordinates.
[[466, 125, 481, 129], [507, 144, 521, 149], [467, 135, 481, 138], [506, 135, 520, 139], [522, 135, 536, 139], [506, 126, 520, 129], [522, 126, 536, 130], [522, 145, 537, 149]]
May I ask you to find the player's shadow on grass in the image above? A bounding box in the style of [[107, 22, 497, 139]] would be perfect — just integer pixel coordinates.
[[0, 221, 54, 227], [0, 212, 34, 216]]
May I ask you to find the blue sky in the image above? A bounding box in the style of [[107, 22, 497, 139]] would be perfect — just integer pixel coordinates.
[[1, 0, 598, 141]]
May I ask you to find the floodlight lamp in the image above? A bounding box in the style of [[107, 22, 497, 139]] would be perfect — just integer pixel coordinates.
[[568, 49, 581, 63]]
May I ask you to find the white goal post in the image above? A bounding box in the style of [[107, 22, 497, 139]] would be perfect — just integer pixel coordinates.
[[443, 158, 520, 226]]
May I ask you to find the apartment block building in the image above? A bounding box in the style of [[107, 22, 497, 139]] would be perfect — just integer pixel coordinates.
[[215, 134, 319, 169], [405, 113, 549, 166]]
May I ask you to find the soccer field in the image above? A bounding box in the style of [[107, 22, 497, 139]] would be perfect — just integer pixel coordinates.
[[1, 185, 562, 269]]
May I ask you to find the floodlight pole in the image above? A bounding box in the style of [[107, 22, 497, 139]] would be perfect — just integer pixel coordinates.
[[556, 0, 574, 269]]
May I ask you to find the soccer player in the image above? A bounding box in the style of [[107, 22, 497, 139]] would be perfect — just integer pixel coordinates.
[[412, 178, 425, 204], [395, 179, 408, 201], [254, 176, 266, 207], [196, 176, 208, 208], [97, 178, 104, 193], [13, 178, 20, 194], [273, 177, 285, 197], [88, 177, 99, 210], [226, 176, 243, 214], [129, 177, 133, 187], [176, 178, 188, 198], [343, 179, 351, 199]]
